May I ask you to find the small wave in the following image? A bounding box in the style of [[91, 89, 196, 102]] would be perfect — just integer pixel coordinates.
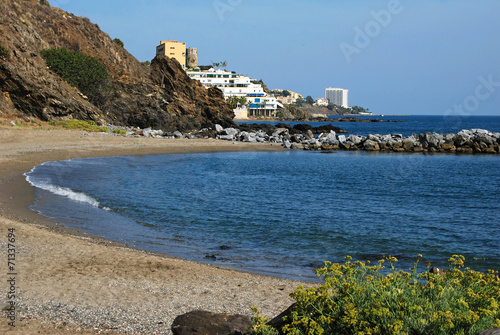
[[25, 171, 106, 209]]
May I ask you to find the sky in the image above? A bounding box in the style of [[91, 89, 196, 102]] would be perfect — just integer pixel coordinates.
[[50, 0, 500, 116]]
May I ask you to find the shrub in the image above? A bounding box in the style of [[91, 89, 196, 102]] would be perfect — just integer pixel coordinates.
[[48, 120, 109, 132], [253, 255, 500, 335], [113, 38, 124, 48], [0, 45, 9, 60], [40, 48, 111, 106], [112, 128, 126, 135]]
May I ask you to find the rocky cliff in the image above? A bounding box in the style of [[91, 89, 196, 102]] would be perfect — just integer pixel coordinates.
[[0, 0, 234, 131]]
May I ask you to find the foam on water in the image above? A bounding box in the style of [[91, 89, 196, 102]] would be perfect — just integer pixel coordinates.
[[25, 164, 109, 211]]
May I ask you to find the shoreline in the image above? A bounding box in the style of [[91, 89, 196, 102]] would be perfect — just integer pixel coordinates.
[[0, 127, 303, 334]]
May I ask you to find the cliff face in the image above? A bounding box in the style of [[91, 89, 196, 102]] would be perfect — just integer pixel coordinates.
[[0, 0, 234, 131]]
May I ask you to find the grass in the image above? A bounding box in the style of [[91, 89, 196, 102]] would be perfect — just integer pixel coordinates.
[[48, 119, 109, 132]]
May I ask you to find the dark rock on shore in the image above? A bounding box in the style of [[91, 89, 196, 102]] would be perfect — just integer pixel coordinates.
[[171, 311, 252, 335], [292, 123, 347, 134], [479, 329, 500, 335]]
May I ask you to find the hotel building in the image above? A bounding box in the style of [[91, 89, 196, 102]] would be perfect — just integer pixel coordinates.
[[325, 87, 349, 108], [187, 68, 282, 119], [156, 41, 186, 68]]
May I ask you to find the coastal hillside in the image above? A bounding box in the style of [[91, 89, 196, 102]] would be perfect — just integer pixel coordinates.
[[0, 0, 234, 131]]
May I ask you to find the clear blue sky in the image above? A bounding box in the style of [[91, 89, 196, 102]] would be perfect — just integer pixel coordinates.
[[51, 0, 500, 115]]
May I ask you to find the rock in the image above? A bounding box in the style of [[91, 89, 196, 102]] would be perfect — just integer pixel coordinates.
[[218, 134, 234, 141], [212, 124, 224, 133], [347, 134, 364, 145], [283, 140, 292, 149], [173, 131, 183, 138], [471, 128, 491, 135], [223, 127, 239, 136], [338, 135, 347, 143], [240, 132, 257, 143], [364, 139, 380, 151], [171, 311, 252, 335], [266, 304, 296, 333], [403, 138, 416, 150], [305, 129, 314, 140], [291, 143, 305, 150], [325, 131, 339, 146], [272, 128, 288, 137], [440, 142, 456, 151], [478, 328, 500, 335], [10, 121, 16, 126]]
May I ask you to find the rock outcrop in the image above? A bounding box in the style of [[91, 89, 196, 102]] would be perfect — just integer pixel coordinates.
[[171, 311, 252, 335], [0, 0, 234, 131]]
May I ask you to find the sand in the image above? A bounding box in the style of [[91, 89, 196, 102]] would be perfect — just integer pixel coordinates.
[[0, 126, 307, 334]]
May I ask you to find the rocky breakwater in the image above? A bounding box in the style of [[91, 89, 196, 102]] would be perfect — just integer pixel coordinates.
[[210, 125, 499, 154], [292, 128, 500, 153]]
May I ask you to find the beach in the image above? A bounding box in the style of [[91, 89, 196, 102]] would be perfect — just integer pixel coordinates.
[[0, 127, 302, 334]]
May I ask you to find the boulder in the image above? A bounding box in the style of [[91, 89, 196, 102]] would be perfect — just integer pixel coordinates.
[[223, 127, 239, 136], [471, 129, 491, 135], [171, 311, 252, 335], [213, 124, 224, 133], [364, 139, 380, 151], [347, 134, 364, 145], [173, 131, 183, 138], [338, 135, 347, 143], [478, 329, 500, 335], [218, 134, 234, 141], [324, 131, 339, 146]]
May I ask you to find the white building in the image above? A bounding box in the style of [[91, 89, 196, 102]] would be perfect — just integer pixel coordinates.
[[187, 68, 282, 118], [315, 97, 329, 106], [325, 87, 349, 108]]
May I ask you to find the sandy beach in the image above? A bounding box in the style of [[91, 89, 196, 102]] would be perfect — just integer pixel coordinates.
[[0, 126, 304, 334]]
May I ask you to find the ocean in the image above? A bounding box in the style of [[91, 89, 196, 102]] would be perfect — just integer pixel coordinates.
[[25, 115, 500, 281]]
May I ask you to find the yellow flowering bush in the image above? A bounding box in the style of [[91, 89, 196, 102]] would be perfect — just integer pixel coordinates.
[[252, 255, 500, 334]]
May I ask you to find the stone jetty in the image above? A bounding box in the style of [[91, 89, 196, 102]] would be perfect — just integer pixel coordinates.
[[107, 124, 500, 154]]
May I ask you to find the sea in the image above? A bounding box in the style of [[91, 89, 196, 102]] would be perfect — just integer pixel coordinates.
[[25, 115, 500, 281]]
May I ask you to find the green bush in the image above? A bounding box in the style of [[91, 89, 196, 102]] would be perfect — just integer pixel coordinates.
[[0, 45, 9, 60], [253, 255, 500, 335], [40, 48, 111, 106], [113, 38, 124, 48], [112, 128, 126, 135], [48, 120, 109, 133]]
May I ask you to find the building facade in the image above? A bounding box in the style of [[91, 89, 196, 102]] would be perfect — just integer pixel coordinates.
[[325, 87, 349, 108], [187, 68, 282, 118], [186, 48, 198, 68], [315, 97, 329, 106], [156, 41, 186, 68]]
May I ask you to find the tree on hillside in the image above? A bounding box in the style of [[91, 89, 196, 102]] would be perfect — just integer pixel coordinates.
[[211, 60, 227, 70], [251, 79, 270, 94], [305, 96, 314, 105], [282, 90, 291, 97], [295, 97, 305, 107], [226, 96, 247, 108]]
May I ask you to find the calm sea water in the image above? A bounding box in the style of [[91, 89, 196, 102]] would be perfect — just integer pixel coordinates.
[[237, 115, 500, 137], [25, 116, 500, 281]]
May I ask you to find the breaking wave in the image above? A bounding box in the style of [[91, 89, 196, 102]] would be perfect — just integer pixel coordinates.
[[25, 164, 109, 210]]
